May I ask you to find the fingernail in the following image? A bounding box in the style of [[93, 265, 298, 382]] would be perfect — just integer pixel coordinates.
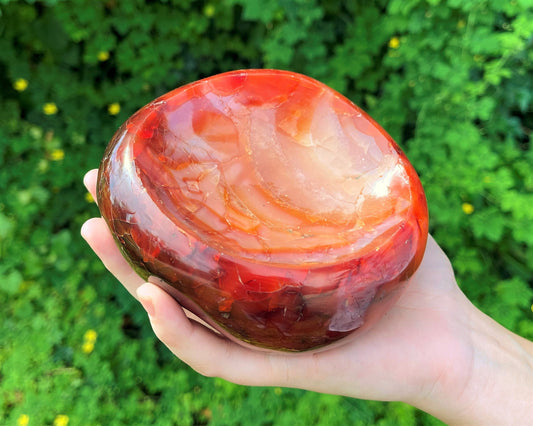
[[137, 286, 155, 317], [139, 295, 155, 317], [80, 220, 90, 240]]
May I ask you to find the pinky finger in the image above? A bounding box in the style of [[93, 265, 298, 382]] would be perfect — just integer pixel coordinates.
[[136, 282, 292, 387]]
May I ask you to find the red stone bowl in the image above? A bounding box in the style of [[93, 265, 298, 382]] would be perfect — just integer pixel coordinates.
[[97, 69, 429, 352]]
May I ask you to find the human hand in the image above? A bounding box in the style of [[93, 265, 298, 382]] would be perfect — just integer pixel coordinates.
[[82, 168, 533, 425]]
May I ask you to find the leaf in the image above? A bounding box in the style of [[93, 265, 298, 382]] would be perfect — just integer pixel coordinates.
[[240, 0, 280, 23], [495, 277, 533, 307], [501, 191, 533, 220], [475, 97, 496, 121], [0, 212, 15, 240], [0, 269, 23, 295], [489, 277, 533, 330], [387, 0, 421, 16], [470, 207, 506, 242]]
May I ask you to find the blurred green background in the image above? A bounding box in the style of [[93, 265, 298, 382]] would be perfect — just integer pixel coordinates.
[[1, 0, 532, 424]]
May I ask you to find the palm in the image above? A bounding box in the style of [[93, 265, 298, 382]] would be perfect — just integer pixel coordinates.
[[82, 169, 472, 406]]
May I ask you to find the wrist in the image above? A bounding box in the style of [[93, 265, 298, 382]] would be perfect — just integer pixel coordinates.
[[460, 307, 533, 425], [412, 296, 533, 425]]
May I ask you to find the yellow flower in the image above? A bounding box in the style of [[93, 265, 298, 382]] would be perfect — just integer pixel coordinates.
[[84, 329, 98, 343], [108, 102, 121, 115], [97, 51, 110, 61], [85, 192, 95, 203], [17, 414, 30, 426], [53, 414, 69, 426], [20, 280, 31, 291], [204, 4, 215, 17], [457, 19, 466, 29], [274, 387, 283, 395], [82, 341, 95, 354], [50, 149, 65, 161], [43, 102, 58, 115], [462, 203, 475, 215], [14, 78, 29, 92], [388, 36, 400, 49]]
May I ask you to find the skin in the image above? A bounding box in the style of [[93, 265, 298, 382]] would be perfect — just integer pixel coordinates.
[[82, 169, 533, 425]]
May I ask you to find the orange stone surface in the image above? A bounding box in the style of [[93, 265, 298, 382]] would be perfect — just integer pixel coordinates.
[[97, 69, 429, 352]]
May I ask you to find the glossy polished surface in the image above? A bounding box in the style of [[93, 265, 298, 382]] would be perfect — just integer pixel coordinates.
[[97, 69, 429, 352]]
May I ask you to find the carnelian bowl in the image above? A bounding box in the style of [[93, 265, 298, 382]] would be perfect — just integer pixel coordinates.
[[97, 69, 428, 352]]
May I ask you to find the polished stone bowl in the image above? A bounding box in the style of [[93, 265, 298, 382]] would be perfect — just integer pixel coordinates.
[[97, 69, 428, 352]]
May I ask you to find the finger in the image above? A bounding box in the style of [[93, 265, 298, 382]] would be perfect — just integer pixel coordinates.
[[136, 282, 298, 387], [422, 235, 453, 272], [83, 169, 99, 204], [81, 217, 144, 297], [409, 234, 457, 294]]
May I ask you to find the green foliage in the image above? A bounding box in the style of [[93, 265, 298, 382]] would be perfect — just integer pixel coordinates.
[[1, 0, 532, 424]]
